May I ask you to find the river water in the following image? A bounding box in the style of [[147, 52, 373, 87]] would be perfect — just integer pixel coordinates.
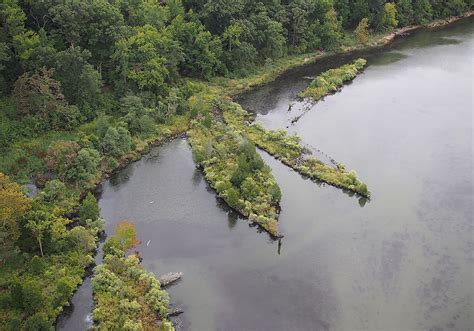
[[57, 20, 473, 331]]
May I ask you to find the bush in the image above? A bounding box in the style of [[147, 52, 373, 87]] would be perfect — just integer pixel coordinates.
[[29, 256, 45, 274], [66, 148, 101, 183], [23, 313, 50, 331], [79, 192, 100, 223], [106, 157, 119, 171], [226, 187, 240, 209], [10, 282, 23, 309], [355, 18, 370, 45], [22, 281, 44, 314], [101, 127, 132, 157], [45, 141, 81, 180]]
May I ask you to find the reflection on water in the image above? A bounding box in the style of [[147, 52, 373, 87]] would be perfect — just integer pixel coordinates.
[[57, 19, 473, 331], [369, 51, 408, 66]]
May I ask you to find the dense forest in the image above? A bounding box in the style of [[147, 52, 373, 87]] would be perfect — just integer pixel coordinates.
[[0, 0, 471, 150], [0, 0, 471, 329]]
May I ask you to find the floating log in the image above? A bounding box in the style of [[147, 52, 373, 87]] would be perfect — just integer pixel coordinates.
[[158, 272, 183, 287], [167, 309, 184, 317]]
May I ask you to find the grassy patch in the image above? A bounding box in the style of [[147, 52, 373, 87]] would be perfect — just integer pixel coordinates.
[[297, 58, 367, 101]]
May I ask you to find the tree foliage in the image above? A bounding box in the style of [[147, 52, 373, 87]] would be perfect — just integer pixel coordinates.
[[0, 173, 30, 257], [383, 3, 398, 30], [355, 18, 370, 45], [79, 192, 100, 223]]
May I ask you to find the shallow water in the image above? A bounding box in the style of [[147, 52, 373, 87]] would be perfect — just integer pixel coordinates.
[[57, 20, 473, 331]]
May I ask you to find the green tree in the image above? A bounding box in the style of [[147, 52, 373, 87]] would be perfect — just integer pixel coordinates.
[[123, 0, 170, 28], [226, 187, 240, 208], [201, 0, 246, 34], [223, 22, 243, 52], [320, 9, 343, 51], [22, 281, 45, 314], [368, 0, 385, 30], [79, 192, 100, 223], [0, 0, 40, 61], [113, 25, 182, 95], [66, 148, 101, 183], [169, 15, 223, 79], [430, 0, 466, 19], [354, 18, 370, 45], [413, 0, 433, 24], [101, 127, 132, 157], [13, 68, 80, 129], [351, 0, 370, 26], [334, 0, 351, 28], [54, 46, 101, 119], [0, 42, 11, 93], [222, 22, 257, 71], [48, 0, 125, 64], [25, 210, 53, 257], [10, 281, 24, 309], [118, 95, 145, 116], [23, 313, 50, 331], [248, 8, 286, 59], [383, 3, 398, 30], [396, 0, 414, 26], [0, 173, 31, 259], [45, 140, 81, 180], [37, 179, 68, 209]]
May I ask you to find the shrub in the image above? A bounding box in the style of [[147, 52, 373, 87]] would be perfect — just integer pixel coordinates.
[[22, 281, 44, 314], [29, 255, 45, 274], [10, 282, 23, 309], [355, 18, 370, 45], [45, 141, 81, 180], [66, 148, 100, 183], [101, 127, 132, 157], [79, 192, 100, 223], [23, 313, 50, 331]]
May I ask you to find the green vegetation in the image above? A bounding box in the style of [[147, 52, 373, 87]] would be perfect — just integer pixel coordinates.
[[92, 221, 174, 331], [0, 0, 469, 327], [0, 173, 103, 330], [383, 3, 400, 30], [297, 58, 368, 101], [355, 18, 372, 45], [189, 108, 281, 237], [222, 100, 370, 198]]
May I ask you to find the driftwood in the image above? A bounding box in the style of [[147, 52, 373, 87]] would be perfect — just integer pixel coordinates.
[[158, 272, 183, 287], [167, 308, 184, 317]]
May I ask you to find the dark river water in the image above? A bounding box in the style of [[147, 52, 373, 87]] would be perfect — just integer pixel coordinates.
[[57, 20, 473, 331]]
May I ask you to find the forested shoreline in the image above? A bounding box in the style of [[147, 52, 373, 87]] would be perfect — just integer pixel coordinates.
[[0, 0, 472, 329]]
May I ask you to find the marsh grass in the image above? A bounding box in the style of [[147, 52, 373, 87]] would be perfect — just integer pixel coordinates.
[[297, 58, 367, 101]]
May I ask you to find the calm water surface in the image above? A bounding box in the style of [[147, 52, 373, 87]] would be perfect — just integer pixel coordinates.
[[57, 20, 473, 331]]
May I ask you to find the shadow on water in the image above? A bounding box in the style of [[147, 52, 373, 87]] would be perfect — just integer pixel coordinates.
[[369, 52, 408, 66], [108, 165, 133, 188]]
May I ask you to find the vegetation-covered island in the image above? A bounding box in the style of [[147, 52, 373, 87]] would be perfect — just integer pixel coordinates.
[[0, 0, 471, 328], [92, 221, 175, 330], [297, 58, 367, 101]]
